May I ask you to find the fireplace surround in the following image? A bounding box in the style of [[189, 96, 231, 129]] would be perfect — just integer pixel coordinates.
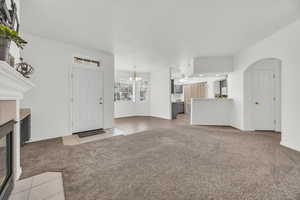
[[0, 60, 34, 181], [0, 120, 14, 200], [0, 59, 34, 200]]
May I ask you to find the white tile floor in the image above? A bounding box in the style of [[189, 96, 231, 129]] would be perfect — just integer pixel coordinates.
[[63, 128, 125, 146], [9, 172, 65, 200]]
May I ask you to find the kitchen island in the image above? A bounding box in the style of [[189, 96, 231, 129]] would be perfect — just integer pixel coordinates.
[[190, 98, 233, 126]]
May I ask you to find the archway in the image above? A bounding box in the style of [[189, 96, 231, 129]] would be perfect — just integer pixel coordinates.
[[244, 58, 281, 132]]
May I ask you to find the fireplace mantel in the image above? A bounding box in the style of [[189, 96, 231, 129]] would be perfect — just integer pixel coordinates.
[[0, 61, 34, 100]]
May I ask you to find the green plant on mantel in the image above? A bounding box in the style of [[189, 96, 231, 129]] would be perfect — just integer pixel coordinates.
[[0, 24, 27, 49]]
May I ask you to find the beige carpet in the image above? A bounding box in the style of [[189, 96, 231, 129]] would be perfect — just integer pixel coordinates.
[[21, 125, 300, 200]]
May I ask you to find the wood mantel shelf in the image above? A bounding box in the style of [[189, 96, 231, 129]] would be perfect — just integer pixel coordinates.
[[0, 61, 35, 100]]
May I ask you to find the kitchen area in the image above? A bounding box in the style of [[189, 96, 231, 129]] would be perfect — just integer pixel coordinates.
[[171, 79, 185, 119], [171, 73, 229, 121], [170, 56, 233, 125]]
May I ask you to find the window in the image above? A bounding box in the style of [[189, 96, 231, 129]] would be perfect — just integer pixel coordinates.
[[139, 80, 149, 101], [214, 79, 228, 98], [114, 71, 150, 102], [220, 79, 228, 97], [114, 82, 133, 102]]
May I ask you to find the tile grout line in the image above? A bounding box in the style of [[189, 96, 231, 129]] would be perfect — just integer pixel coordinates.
[[43, 190, 64, 200], [12, 173, 64, 200], [27, 186, 31, 200], [27, 178, 33, 200]]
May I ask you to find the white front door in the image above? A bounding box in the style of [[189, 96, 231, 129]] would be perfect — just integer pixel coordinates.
[[252, 68, 275, 131], [71, 65, 104, 133]]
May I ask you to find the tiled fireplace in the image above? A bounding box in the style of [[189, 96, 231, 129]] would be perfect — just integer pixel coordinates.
[[0, 121, 14, 200]]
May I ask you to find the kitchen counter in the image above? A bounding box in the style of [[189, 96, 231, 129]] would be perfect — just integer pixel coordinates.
[[20, 108, 31, 121], [190, 98, 233, 125], [191, 98, 232, 101]]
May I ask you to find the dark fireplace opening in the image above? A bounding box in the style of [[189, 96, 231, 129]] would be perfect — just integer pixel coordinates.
[[0, 121, 14, 200]]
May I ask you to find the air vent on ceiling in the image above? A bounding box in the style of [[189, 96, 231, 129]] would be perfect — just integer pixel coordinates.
[[73, 56, 100, 67]]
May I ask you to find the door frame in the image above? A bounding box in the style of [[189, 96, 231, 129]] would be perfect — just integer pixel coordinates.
[[69, 57, 104, 134]]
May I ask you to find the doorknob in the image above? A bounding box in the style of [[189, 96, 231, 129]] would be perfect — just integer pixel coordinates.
[[99, 97, 103, 104], [255, 102, 259, 105]]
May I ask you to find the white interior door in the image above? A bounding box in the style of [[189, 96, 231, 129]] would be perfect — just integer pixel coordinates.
[[252, 68, 275, 130], [72, 65, 103, 133]]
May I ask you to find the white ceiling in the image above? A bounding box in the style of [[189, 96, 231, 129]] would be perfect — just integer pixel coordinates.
[[21, 0, 300, 72]]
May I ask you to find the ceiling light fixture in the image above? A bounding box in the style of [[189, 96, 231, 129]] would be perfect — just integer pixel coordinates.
[[129, 66, 142, 81]]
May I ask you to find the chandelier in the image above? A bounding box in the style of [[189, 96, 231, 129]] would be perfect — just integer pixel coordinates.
[[129, 66, 142, 81]]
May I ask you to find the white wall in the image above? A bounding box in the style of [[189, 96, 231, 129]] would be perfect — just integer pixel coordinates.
[[150, 68, 171, 119], [171, 93, 184, 102], [193, 56, 233, 74], [206, 80, 215, 98], [228, 18, 300, 151], [114, 102, 135, 118], [114, 70, 150, 118], [21, 33, 114, 141], [115, 100, 151, 118]]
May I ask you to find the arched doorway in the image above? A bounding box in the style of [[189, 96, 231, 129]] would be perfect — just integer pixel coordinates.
[[244, 58, 281, 132]]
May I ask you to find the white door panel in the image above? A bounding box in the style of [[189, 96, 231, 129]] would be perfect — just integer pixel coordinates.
[[252, 69, 275, 130], [72, 65, 103, 133]]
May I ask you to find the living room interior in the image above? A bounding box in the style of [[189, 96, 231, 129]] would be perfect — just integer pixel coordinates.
[[1, 0, 300, 200]]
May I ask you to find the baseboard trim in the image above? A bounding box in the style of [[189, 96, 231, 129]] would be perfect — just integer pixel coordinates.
[[15, 166, 22, 181], [114, 114, 150, 119], [191, 122, 231, 126], [150, 115, 172, 120], [280, 141, 300, 152]]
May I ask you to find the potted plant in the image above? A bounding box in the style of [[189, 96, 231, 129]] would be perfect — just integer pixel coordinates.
[[0, 24, 27, 61]]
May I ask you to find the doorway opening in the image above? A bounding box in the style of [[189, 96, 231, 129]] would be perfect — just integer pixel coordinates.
[[244, 58, 281, 132]]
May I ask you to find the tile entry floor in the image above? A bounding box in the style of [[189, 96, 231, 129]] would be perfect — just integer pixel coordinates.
[[10, 172, 65, 200], [62, 128, 125, 146], [62, 115, 190, 146]]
